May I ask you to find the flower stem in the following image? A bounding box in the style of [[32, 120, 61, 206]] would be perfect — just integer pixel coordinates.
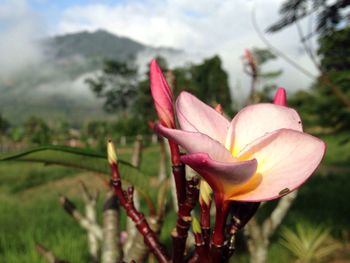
[[210, 195, 230, 262], [172, 177, 199, 263], [110, 162, 170, 263]]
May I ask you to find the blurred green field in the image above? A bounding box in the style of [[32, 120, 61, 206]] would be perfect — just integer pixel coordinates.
[[0, 135, 349, 262]]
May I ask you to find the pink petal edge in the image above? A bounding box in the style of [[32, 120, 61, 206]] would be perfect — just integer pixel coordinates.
[[176, 91, 229, 144], [155, 123, 235, 162], [226, 103, 303, 156], [231, 129, 326, 202], [181, 153, 257, 196]]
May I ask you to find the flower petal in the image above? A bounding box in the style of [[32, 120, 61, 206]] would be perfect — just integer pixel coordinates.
[[230, 129, 326, 201], [226, 103, 303, 156], [181, 153, 257, 197], [155, 124, 235, 162], [176, 91, 230, 144], [150, 59, 176, 128]]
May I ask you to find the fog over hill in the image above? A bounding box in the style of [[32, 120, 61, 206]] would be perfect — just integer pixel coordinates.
[[0, 29, 192, 125]]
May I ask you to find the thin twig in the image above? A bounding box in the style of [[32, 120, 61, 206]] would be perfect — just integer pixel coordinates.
[[35, 243, 70, 263]]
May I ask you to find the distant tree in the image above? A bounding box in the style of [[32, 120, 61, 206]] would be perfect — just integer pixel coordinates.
[[242, 48, 282, 103], [290, 27, 350, 131], [0, 113, 10, 135], [267, 0, 350, 36], [267, 0, 350, 110], [172, 56, 233, 113], [23, 116, 51, 145], [85, 60, 138, 114], [189, 56, 232, 112], [84, 121, 107, 138]]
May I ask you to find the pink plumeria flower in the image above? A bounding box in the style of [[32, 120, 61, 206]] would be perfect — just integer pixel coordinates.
[[150, 59, 176, 129], [155, 91, 326, 202]]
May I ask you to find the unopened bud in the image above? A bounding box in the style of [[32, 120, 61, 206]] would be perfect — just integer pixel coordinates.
[[199, 180, 212, 206], [107, 139, 118, 165], [273, 87, 287, 106], [191, 216, 201, 234]]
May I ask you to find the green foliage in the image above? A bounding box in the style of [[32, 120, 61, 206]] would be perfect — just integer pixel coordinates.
[[172, 56, 233, 113], [0, 112, 10, 135], [318, 27, 350, 71], [289, 27, 350, 132], [279, 223, 341, 263], [188, 56, 232, 112], [0, 145, 152, 201], [85, 60, 138, 113], [23, 116, 51, 145], [0, 196, 90, 262], [251, 47, 277, 67], [268, 0, 350, 35]]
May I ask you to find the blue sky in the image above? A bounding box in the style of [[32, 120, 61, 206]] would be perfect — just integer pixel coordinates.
[[0, 0, 318, 95]]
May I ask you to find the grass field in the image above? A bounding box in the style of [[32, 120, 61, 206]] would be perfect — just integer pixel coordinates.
[[0, 134, 349, 262]]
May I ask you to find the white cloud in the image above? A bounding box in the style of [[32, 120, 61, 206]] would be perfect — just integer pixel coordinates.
[[0, 0, 45, 77], [58, 1, 321, 100]]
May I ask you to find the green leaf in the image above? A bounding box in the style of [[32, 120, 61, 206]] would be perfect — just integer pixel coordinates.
[[0, 145, 152, 201]]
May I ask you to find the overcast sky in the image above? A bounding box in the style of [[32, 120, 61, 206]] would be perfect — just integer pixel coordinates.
[[0, 0, 320, 99]]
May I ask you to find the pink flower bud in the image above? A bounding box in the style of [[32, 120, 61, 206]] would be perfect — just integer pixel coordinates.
[[150, 59, 176, 128], [273, 87, 288, 106]]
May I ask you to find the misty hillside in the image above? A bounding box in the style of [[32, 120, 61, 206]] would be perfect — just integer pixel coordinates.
[[0, 30, 183, 125], [45, 29, 146, 61]]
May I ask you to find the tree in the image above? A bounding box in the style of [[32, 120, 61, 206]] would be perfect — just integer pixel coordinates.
[[189, 55, 232, 112], [0, 113, 9, 136], [267, 0, 350, 36], [85, 60, 138, 114], [265, 0, 350, 109], [242, 48, 282, 104], [290, 27, 350, 131], [23, 116, 51, 145], [172, 56, 233, 113]]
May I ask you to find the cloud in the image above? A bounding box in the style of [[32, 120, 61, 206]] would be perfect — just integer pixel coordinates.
[[56, 0, 320, 100], [53, 0, 322, 101], [0, 0, 45, 77]]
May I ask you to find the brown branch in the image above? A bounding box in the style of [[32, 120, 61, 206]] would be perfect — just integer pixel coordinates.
[[79, 181, 100, 263], [124, 216, 163, 263], [35, 243, 70, 263], [226, 202, 260, 259], [59, 195, 103, 240], [101, 190, 122, 263], [262, 191, 298, 238], [244, 191, 298, 263]]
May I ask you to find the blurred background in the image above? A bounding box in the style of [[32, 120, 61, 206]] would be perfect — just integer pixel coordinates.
[[0, 0, 349, 262]]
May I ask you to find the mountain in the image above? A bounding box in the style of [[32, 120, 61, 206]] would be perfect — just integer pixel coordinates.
[[44, 29, 146, 61], [0, 30, 183, 125]]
